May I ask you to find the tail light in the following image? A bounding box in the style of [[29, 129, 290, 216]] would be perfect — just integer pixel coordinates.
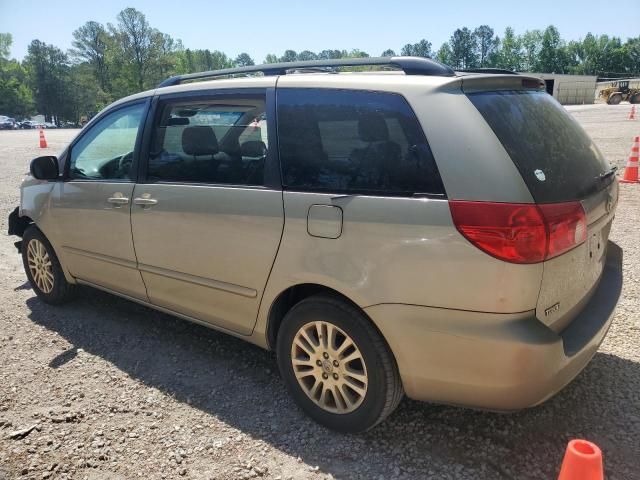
[[538, 202, 587, 258], [449, 201, 586, 264]]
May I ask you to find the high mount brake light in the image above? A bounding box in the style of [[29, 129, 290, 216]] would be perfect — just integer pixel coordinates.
[[449, 201, 586, 264], [522, 78, 545, 89]]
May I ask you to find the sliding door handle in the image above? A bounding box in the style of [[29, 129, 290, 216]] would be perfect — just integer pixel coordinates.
[[133, 197, 158, 206], [107, 196, 129, 205]]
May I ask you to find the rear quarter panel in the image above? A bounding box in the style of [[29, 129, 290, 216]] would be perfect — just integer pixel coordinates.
[[252, 192, 544, 344]]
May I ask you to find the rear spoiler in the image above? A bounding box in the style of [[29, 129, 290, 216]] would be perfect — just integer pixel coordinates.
[[460, 74, 545, 93]]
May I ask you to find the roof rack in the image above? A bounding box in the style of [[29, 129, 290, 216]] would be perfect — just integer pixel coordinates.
[[458, 68, 519, 75], [157, 56, 456, 88]]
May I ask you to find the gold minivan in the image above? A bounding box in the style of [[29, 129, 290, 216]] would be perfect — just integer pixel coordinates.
[[9, 57, 622, 432]]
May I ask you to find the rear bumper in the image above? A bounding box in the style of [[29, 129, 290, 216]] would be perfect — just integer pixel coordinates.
[[364, 241, 623, 410]]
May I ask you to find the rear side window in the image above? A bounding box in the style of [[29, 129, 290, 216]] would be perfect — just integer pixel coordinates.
[[277, 88, 445, 196], [468, 90, 610, 202], [147, 94, 268, 186]]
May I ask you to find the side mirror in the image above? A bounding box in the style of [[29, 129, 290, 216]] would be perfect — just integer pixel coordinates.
[[30, 156, 59, 180]]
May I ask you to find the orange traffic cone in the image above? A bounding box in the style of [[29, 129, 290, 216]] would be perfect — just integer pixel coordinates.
[[39, 128, 48, 148], [558, 439, 603, 480], [620, 136, 640, 183], [629, 105, 636, 120]]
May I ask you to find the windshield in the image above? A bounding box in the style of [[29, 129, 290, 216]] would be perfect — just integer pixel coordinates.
[[468, 90, 611, 203]]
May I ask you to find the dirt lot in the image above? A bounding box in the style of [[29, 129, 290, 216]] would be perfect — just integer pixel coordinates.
[[1, 104, 639, 480]]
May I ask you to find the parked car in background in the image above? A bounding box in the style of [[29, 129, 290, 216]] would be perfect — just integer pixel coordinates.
[[44, 122, 58, 129], [8, 57, 623, 433], [18, 120, 37, 129], [0, 116, 18, 129]]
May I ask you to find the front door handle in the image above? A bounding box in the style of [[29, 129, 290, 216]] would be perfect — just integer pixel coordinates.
[[133, 197, 158, 206], [107, 196, 129, 206]]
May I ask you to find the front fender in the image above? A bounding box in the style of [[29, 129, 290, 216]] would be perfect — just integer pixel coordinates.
[[15, 179, 76, 284], [19, 176, 55, 222]]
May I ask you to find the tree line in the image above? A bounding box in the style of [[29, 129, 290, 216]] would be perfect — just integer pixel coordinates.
[[1, 8, 639, 122]]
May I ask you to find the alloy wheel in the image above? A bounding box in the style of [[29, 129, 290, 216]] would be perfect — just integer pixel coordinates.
[[26, 239, 54, 294], [291, 321, 368, 414]]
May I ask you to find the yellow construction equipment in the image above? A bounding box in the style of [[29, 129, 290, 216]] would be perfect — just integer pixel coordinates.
[[599, 80, 640, 105]]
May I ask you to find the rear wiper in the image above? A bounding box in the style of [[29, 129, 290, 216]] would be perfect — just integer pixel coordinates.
[[598, 166, 617, 181], [577, 166, 618, 198]]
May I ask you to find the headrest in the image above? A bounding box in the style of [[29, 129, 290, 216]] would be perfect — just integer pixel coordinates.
[[241, 141, 267, 158], [182, 126, 218, 156], [358, 113, 389, 142], [167, 117, 189, 126]]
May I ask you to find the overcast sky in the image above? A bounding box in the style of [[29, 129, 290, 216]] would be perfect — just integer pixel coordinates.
[[1, 0, 638, 62]]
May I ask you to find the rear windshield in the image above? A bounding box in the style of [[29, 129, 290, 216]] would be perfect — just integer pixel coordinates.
[[468, 90, 610, 203]]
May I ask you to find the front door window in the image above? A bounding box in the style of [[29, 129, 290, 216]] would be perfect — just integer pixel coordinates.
[[69, 103, 145, 181]]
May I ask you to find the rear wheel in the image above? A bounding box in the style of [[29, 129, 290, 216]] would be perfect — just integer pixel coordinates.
[[630, 94, 640, 104], [276, 294, 403, 433], [22, 226, 76, 304], [608, 93, 623, 105]]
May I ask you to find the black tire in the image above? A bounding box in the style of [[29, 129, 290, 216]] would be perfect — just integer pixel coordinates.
[[21, 226, 76, 305], [608, 93, 623, 105], [276, 294, 403, 433], [630, 94, 640, 105]]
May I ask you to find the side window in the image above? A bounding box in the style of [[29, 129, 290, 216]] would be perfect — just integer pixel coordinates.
[[277, 88, 445, 196], [147, 94, 268, 186], [69, 103, 145, 180]]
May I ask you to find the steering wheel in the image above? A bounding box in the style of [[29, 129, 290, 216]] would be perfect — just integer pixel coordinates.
[[118, 151, 134, 177]]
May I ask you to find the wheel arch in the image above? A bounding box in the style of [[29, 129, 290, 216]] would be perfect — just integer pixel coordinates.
[[21, 222, 76, 284], [265, 283, 386, 351]]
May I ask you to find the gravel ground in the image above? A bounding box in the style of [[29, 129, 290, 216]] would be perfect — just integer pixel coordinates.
[[1, 104, 639, 480]]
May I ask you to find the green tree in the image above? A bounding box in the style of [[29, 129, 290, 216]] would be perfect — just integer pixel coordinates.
[[297, 50, 317, 61], [113, 8, 154, 90], [70, 21, 111, 90], [263, 53, 279, 64], [624, 37, 640, 75], [449, 27, 477, 69], [0, 35, 35, 118], [537, 25, 567, 72], [520, 29, 543, 71], [473, 25, 498, 67], [401, 39, 433, 58], [346, 49, 369, 58], [152, 31, 178, 79], [175, 49, 232, 73], [495, 27, 522, 70], [234, 52, 254, 66], [280, 50, 298, 62], [24, 40, 73, 121], [0, 69, 35, 118], [381, 49, 396, 57], [67, 63, 109, 120], [318, 49, 345, 60], [436, 43, 453, 65], [0, 33, 12, 60]]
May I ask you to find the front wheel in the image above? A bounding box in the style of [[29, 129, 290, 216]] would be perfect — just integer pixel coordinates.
[[277, 294, 403, 433], [22, 226, 76, 304], [608, 93, 623, 105], [630, 94, 640, 104]]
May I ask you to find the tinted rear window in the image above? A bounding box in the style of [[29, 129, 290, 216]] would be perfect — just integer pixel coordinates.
[[277, 88, 445, 196], [468, 91, 610, 203]]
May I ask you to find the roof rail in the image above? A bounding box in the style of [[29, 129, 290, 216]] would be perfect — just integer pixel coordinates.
[[458, 68, 519, 75], [157, 56, 456, 88]]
